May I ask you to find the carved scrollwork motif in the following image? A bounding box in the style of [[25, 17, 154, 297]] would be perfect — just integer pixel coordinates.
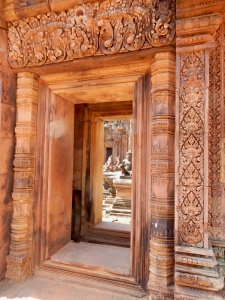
[[208, 28, 223, 241], [7, 0, 175, 68], [178, 51, 205, 247]]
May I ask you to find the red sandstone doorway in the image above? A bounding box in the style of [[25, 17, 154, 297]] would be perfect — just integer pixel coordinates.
[[33, 63, 152, 293]]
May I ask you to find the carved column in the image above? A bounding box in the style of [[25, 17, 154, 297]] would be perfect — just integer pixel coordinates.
[[148, 52, 175, 300], [5, 72, 38, 281], [175, 14, 224, 299]]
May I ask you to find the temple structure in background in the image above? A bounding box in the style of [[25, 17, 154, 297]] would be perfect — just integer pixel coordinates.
[[103, 120, 132, 164], [0, 0, 225, 299]]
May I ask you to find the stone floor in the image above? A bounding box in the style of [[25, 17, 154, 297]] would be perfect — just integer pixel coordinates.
[[0, 242, 145, 300], [0, 276, 146, 300], [51, 241, 130, 275]]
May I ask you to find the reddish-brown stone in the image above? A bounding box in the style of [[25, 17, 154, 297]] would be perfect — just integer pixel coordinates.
[[0, 104, 16, 138], [0, 29, 9, 68], [0, 66, 16, 105]]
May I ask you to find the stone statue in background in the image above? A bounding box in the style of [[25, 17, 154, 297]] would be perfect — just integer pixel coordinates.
[[103, 155, 114, 172], [114, 156, 122, 171], [119, 151, 132, 176], [122, 151, 132, 172]]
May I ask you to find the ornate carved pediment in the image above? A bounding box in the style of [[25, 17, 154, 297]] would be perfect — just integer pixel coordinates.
[[7, 0, 175, 68]]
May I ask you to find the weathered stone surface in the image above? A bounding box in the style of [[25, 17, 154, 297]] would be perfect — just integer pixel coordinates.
[[0, 67, 16, 105], [0, 34, 16, 280], [0, 29, 9, 67]]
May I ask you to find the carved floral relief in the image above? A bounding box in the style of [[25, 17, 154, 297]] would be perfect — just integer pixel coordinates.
[[7, 0, 175, 68], [178, 51, 205, 247], [208, 28, 223, 241]]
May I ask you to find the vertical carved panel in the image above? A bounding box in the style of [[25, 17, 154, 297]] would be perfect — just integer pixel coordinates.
[[178, 51, 205, 248], [5, 72, 38, 281], [148, 52, 175, 299], [208, 27, 224, 242]]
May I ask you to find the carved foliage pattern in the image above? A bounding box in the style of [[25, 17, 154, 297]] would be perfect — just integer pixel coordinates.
[[7, 0, 175, 68], [208, 28, 223, 241], [178, 51, 205, 247]]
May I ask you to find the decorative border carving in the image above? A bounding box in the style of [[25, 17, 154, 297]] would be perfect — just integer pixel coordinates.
[[176, 14, 222, 36], [178, 51, 205, 248], [177, 0, 225, 10], [7, 0, 175, 68], [175, 272, 224, 291], [208, 27, 224, 241]]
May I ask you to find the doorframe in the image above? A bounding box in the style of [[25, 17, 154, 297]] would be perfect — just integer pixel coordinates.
[[33, 62, 153, 291]]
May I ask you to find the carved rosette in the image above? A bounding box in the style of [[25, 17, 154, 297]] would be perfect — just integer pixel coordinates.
[[7, 0, 176, 68], [148, 52, 175, 298], [5, 72, 38, 281]]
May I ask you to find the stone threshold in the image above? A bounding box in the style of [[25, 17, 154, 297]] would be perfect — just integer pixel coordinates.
[[34, 242, 146, 298]]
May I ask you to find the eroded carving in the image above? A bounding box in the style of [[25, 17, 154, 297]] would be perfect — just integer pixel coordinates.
[[7, 0, 176, 68]]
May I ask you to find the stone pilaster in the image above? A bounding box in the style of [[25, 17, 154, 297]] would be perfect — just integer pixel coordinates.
[[148, 52, 175, 300], [175, 13, 224, 299], [5, 72, 38, 281]]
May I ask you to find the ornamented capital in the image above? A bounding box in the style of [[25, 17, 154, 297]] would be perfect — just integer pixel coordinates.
[[176, 13, 222, 48]]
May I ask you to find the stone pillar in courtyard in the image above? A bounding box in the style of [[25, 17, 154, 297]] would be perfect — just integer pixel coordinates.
[[174, 13, 224, 299], [5, 72, 38, 281], [148, 52, 175, 299]]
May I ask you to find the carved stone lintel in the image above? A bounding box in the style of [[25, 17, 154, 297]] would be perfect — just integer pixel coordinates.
[[5, 72, 38, 281], [7, 0, 176, 68]]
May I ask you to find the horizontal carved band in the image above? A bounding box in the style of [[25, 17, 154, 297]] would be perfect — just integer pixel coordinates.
[[7, 0, 175, 68], [175, 254, 216, 268], [152, 116, 175, 134], [176, 14, 222, 37], [175, 272, 224, 291]]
